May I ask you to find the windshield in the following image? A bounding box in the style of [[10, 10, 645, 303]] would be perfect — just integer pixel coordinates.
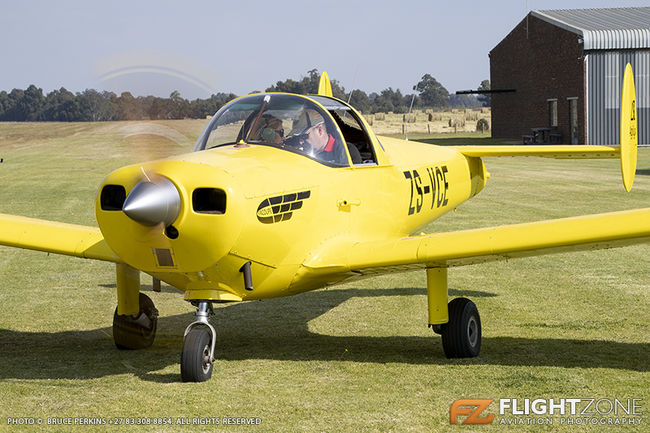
[[194, 94, 349, 166]]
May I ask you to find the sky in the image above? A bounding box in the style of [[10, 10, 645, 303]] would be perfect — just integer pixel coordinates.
[[1, 0, 648, 99]]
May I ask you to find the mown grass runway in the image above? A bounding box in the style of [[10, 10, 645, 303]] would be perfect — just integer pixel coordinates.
[[0, 121, 648, 432]]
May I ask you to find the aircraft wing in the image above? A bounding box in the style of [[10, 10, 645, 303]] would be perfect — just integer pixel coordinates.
[[0, 213, 119, 262], [339, 207, 650, 274]]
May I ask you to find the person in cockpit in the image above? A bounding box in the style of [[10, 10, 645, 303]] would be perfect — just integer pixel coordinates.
[[252, 114, 285, 145], [288, 109, 349, 165]]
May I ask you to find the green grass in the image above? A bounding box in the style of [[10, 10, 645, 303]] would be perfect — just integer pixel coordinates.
[[0, 121, 648, 432]]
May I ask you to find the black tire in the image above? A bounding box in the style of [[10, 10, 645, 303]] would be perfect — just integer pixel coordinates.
[[181, 328, 213, 382], [113, 293, 158, 350], [440, 297, 481, 358]]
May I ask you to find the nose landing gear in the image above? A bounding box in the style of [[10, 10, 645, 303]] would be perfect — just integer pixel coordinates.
[[181, 301, 217, 382]]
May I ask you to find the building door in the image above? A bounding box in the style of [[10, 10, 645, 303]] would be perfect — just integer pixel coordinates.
[[568, 98, 578, 144]]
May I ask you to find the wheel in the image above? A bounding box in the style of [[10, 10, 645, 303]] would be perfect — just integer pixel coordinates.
[[181, 328, 213, 382], [113, 293, 158, 350], [440, 297, 481, 358]]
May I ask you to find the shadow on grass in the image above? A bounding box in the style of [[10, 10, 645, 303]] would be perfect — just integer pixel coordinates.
[[0, 287, 646, 382]]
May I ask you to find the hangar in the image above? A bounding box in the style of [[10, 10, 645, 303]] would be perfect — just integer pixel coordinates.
[[490, 7, 649, 145]]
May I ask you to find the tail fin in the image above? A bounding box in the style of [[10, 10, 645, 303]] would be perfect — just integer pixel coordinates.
[[620, 63, 638, 192], [318, 72, 333, 97]]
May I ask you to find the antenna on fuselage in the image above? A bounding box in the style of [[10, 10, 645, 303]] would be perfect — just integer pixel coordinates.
[[405, 85, 419, 141], [346, 65, 359, 105]]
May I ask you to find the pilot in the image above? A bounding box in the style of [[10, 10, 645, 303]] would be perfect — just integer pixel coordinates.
[[290, 109, 348, 165]]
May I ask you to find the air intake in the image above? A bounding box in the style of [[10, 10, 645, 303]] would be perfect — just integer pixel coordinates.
[[100, 185, 126, 211], [192, 188, 226, 214]]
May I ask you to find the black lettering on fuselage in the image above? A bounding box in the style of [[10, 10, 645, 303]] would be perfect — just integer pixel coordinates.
[[413, 170, 423, 213], [404, 165, 449, 215], [427, 167, 437, 209], [403, 171, 415, 215]]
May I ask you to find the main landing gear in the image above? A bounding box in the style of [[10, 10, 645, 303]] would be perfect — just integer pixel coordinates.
[[427, 268, 482, 359], [432, 297, 481, 358], [113, 293, 159, 350], [181, 301, 217, 383]]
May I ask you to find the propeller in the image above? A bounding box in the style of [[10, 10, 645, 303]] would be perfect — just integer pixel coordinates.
[[122, 169, 181, 227]]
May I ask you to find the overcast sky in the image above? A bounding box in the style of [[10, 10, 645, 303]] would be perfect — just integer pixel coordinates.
[[1, 0, 648, 99]]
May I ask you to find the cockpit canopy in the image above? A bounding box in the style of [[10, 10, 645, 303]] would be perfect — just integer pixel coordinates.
[[194, 93, 377, 167]]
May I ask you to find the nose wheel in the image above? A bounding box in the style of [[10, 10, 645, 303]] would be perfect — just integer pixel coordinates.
[[181, 301, 217, 382]]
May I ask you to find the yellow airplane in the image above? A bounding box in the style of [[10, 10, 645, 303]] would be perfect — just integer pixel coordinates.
[[0, 66, 646, 382]]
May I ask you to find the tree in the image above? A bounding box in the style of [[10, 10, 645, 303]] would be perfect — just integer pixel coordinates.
[[43, 87, 79, 121], [477, 80, 491, 107], [117, 92, 143, 120], [416, 74, 449, 108], [4, 89, 25, 120], [168, 90, 190, 119], [77, 90, 118, 121], [0, 91, 11, 120], [348, 89, 372, 113], [147, 97, 166, 120], [190, 93, 237, 118], [371, 88, 410, 113], [22, 85, 45, 120], [266, 69, 347, 99], [449, 94, 481, 108]]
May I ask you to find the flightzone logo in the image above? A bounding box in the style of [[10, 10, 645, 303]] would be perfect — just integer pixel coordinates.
[[450, 400, 494, 425], [450, 398, 643, 426]]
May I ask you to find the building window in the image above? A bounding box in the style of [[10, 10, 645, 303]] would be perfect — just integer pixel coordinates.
[[548, 99, 558, 127]]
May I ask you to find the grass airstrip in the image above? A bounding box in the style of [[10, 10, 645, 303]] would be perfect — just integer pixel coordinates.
[[0, 120, 648, 432]]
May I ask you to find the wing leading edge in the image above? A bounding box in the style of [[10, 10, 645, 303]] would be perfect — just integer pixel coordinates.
[[0, 213, 119, 262], [340, 207, 650, 274]]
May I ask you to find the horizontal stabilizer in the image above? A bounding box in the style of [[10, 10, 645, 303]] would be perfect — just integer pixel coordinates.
[[454, 145, 620, 159], [453, 63, 638, 191]]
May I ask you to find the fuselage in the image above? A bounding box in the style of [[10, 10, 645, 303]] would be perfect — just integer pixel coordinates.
[[94, 94, 488, 302]]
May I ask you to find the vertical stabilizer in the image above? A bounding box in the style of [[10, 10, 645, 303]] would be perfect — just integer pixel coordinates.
[[318, 72, 333, 97], [620, 63, 638, 192]]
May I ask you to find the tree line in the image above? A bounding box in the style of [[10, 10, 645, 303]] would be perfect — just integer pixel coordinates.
[[0, 70, 489, 122]]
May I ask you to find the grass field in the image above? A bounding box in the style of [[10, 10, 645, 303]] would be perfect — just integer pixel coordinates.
[[0, 121, 648, 432]]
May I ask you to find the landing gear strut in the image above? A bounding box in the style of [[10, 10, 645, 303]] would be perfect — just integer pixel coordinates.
[[426, 268, 481, 359], [181, 301, 217, 382], [113, 293, 159, 350]]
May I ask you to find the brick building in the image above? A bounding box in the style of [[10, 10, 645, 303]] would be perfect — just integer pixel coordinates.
[[490, 8, 649, 145]]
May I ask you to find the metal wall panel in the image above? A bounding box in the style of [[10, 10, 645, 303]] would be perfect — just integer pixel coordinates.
[[586, 50, 649, 145], [583, 29, 650, 50]]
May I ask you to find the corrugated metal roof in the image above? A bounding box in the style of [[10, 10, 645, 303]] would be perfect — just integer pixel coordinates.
[[531, 7, 650, 50]]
